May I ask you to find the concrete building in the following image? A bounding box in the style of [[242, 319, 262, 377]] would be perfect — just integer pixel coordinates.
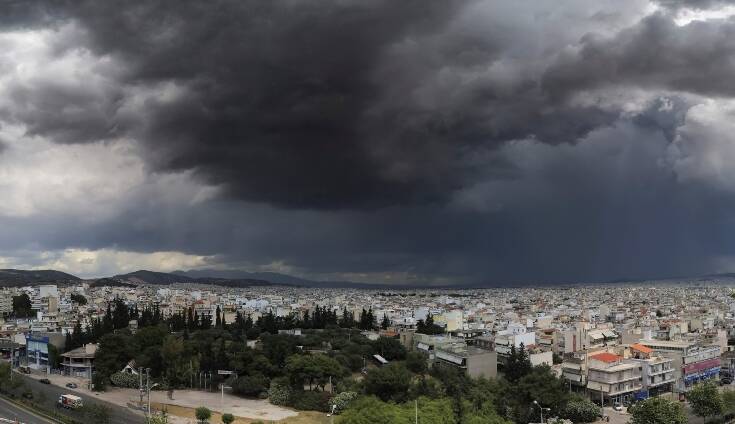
[[629, 343, 675, 397], [433, 344, 497, 379], [640, 340, 720, 392], [61, 343, 97, 378], [586, 352, 643, 405]]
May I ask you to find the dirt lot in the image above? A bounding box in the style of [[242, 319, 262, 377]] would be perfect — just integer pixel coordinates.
[[25, 371, 318, 423], [155, 403, 329, 424]]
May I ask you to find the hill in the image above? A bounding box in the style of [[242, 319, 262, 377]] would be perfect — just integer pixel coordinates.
[[113, 270, 277, 288], [0, 269, 81, 287]]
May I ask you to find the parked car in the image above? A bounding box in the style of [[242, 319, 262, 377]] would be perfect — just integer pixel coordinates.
[[39, 378, 51, 384], [613, 403, 623, 411], [18, 366, 31, 374], [65, 382, 78, 389]]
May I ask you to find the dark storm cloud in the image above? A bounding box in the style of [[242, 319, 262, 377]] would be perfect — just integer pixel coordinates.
[[654, 0, 735, 9], [6, 0, 631, 209], [543, 13, 735, 99], [7, 0, 735, 284]]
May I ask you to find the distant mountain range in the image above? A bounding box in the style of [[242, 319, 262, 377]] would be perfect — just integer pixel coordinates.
[[0, 269, 80, 287], [0, 267, 414, 289], [5, 267, 735, 289], [113, 270, 276, 288]]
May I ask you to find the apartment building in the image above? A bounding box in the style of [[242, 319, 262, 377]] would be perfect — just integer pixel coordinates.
[[629, 343, 675, 397], [586, 352, 643, 405], [640, 339, 720, 392], [0, 289, 12, 316]]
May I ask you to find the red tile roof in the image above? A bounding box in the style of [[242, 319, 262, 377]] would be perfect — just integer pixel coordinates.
[[631, 343, 653, 354], [590, 352, 621, 363]]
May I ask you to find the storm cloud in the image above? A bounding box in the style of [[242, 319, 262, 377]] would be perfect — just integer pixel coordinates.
[[3, 0, 735, 284]]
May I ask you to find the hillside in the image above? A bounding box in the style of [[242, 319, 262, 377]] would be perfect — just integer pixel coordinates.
[[114, 270, 277, 288], [0, 269, 81, 287]]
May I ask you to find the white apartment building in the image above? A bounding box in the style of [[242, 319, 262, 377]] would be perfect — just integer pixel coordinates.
[[586, 352, 643, 405]]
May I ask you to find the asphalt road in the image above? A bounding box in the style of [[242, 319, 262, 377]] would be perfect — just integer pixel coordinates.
[[7, 373, 144, 424], [0, 396, 58, 424]]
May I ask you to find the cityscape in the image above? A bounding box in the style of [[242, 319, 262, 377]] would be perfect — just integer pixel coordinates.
[[3, 0, 735, 423], [4, 275, 735, 423]]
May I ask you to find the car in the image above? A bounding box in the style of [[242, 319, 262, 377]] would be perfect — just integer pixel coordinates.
[[613, 403, 623, 411], [39, 378, 51, 384], [66, 383, 78, 389], [22, 391, 33, 399]]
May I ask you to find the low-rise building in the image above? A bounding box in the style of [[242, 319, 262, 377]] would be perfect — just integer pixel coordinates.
[[61, 343, 97, 378]]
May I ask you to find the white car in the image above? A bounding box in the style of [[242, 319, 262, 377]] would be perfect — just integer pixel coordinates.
[[613, 403, 623, 411]]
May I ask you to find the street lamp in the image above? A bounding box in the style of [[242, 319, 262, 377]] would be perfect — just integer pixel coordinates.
[[533, 400, 551, 424]]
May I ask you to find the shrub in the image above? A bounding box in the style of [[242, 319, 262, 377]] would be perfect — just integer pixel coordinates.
[[221, 413, 234, 424], [291, 390, 332, 412], [195, 406, 212, 423], [267, 377, 292, 406], [110, 371, 140, 388], [331, 391, 358, 412]]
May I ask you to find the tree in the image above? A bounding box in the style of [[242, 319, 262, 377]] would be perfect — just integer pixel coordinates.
[[338, 396, 456, 424], [562, 396, 599, 423], [233, 373, 270, 397], [723, 390, 735, 416], [688, 381, 723, 423], [416, 314, 443, 335], [504, 343, 532, 383], [70, 293, 87, 305], [221, 413, 235, 424], [380, 315, 390, 330], [285, 354, 345, 391], [12, 293, 33, 318], [47, 344, 61, 369], [195, 406, 212, 423], [405, 351, 428, 374], [629, 397, 687, 424], [372, 336, 406, 361], [510, 365, 569, 423], [363, 363, 413, 403]]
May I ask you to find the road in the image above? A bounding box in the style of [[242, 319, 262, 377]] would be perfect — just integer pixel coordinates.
[[7, 373, 145, 424], [0, 396, 58, 424]]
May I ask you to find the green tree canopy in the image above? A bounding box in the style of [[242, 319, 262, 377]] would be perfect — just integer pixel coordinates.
[[372, 336, 406, 361], [285, 353, 345, 391], [629, 397, 687, 424], [363, 363, 413, 403], [12, 293, 33, 318], [688, 381, 723, 423]]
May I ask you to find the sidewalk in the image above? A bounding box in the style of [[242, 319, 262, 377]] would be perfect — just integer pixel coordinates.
[[27, 372, 298, 421]]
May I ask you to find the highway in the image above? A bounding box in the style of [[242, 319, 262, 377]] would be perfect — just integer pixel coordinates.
[[0, 396, 58, 424], [6, 373, 145, 424]]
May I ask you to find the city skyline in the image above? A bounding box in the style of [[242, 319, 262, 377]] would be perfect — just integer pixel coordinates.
[[3, 1, 735, 284]]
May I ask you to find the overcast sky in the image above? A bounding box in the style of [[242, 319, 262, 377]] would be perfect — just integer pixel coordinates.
[[3, 0, 735, 284]]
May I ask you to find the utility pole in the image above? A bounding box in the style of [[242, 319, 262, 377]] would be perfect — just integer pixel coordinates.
[[139, 367, 144, 409], [146, 368, 151, 417]]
